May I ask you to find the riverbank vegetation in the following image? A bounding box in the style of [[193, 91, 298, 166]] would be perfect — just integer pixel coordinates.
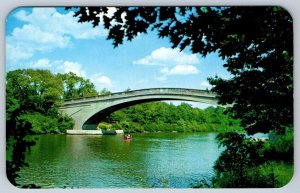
[[100, 102, 242, 133], [210, 130, 293, 188], [6, 69, 98, 186]]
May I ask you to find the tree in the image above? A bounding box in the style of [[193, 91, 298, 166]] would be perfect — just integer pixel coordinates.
[[124, 88, 131, 92], [6, 69, 65, 186], [6, 69, 64, 132], [57, 72, 98, 99], [99, 88, 112, 96], [104, 102, 241, 133], [212, 131, 293, 188], [68, 6, 293, 135]]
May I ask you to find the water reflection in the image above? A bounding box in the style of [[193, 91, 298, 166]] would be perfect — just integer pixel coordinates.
[[17, 133, 222, 188]]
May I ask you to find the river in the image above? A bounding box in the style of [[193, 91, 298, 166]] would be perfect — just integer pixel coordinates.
[[16, 132, 223, 188]]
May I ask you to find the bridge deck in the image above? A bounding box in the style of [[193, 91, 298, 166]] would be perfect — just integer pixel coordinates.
[[63, 88, 216, 105]]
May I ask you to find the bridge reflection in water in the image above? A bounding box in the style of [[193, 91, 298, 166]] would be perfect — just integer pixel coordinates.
[[58, 88, 218, 133]]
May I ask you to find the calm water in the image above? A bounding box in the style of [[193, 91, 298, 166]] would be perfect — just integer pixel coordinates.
[[17, 132, 222, 188]]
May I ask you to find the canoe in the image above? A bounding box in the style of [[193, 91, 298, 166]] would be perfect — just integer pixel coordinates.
[[123, 136, 132, 140]]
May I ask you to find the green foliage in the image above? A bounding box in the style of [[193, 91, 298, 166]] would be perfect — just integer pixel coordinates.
[[105, 102, 242, 133], [57, 72, 98, 99], [6, 121, 35, 186], [6, 69, 75, 135], [212, 131, 293, 188], [6, 69, 63, 114], [97, 122, 112, 130], [113, 121, 141, 133], [99, 88, 112, 96], [264, 129, 294, 162], [214, 132, 265, 175], [257, 161, 293, 188], [17, 113, 59, 134], [212, 161, 293, 188], [16, 112, 74, 134], [206, 7, 293, 135]]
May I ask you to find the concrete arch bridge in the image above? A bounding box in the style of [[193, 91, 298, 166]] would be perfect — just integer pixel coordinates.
[[58, 88, 218, 134]]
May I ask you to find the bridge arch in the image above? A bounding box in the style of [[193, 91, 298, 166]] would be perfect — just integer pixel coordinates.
[[58, 88, 218, 130]]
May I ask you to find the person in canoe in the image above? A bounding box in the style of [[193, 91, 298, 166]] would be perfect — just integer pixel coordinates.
[[123, 134, 132, 140]]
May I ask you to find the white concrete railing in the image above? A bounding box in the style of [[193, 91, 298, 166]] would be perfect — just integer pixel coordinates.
[[62, 88, 215, 106]]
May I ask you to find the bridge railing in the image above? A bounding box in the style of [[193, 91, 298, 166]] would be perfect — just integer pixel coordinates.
[[63, 88, 215, 104]]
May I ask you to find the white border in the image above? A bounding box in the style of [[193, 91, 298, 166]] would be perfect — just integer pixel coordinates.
[[1, 0, 299, 193]]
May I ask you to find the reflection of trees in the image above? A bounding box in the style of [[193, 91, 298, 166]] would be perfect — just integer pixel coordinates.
[[17, 135, 151, 188], [16, 135, 70, 187], [17, 133, 224, 188], [81, 135, 150, 186]]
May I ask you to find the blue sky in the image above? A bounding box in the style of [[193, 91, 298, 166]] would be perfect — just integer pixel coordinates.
[[6, 7, 230, 108]]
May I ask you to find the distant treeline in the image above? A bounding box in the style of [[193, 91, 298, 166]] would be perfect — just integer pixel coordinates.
[[98, 102, 243, 133]]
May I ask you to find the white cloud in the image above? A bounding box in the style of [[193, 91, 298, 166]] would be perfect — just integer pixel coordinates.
[[134, 47, 201, 81], [161, 65, 199, 75], [7, 8, 107, 64], [57, 61, 86, 78], [155, 75, 167, 81], [11, 24, 70, 47], [96, 7, 126, 26], [133, 47, 200, 66], [25, 59, 114, 91], [200, 81, 212, 89], [98, 76, 112, 86], [106, 7, 117, 18], [14, 8, 106, 39], [137, 79, 148, 84], [90, 73, 113, 90], [6, 43, 34, 63], [24, 58, 114, 91], [29, 58, 52, 68]]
